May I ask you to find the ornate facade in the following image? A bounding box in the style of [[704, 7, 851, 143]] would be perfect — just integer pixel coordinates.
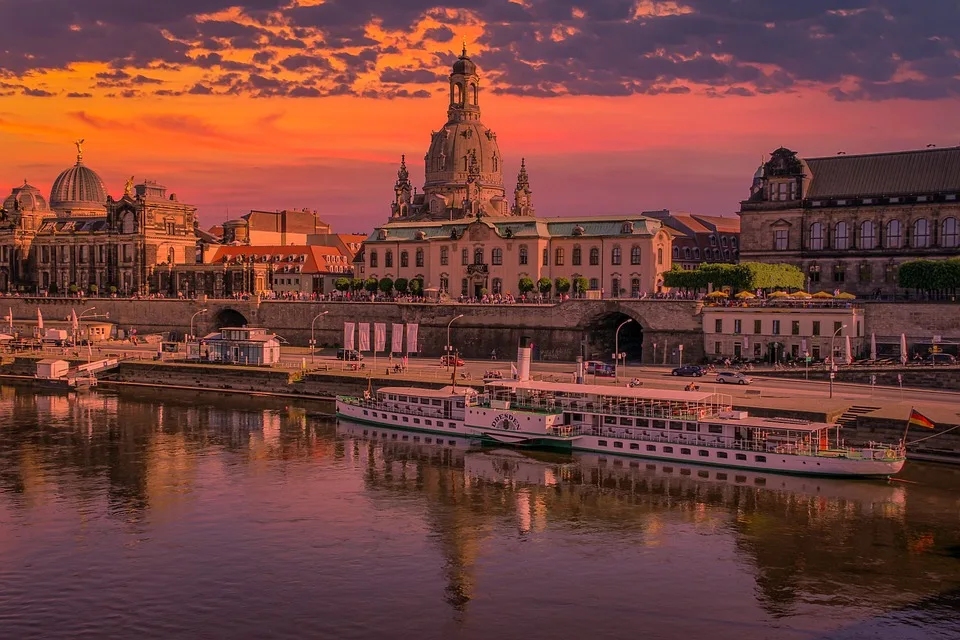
[[739, 146, 960, 295], [0, 143, 198, 294]]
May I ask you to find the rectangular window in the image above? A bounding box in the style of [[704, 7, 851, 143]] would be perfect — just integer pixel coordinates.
[[774, 229, 788, 250], [834, 321, 843, 334], [613, 441, 623, 449], [598, 440, 608, 447], [755, 455, 767, 463], [717, 452, 728, 459], [646, 445, 656, 452], [698, 450, 709, 457], [668, 422, 682, 430], [714, 319, 723, 332], [461, 249, 468, 265], [680, 448, 691, 455], [714, 341, 722, 355], [440, 247, 448, 266], [554, 248, 564, 266], [792, 321, 800, 335], [619, 417, 632, 426], [663, 446, 674, 453], [684, 423, 697, 432], [543, 248, 549, 266], [754, 319, 761, 334], [707, 425, 723, 434], [812, 345, 821, 359], [604, 416, 617, 425], [630, 443, 639, 450], [812, 321, 821, 336], [425, 419, 432, 425], [734, 319, 742, 334], [772, 320, 781, 335], [735, 453, 747, 461]]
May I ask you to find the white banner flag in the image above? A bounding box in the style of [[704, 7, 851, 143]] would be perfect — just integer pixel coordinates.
[[358, 323, 370, 352], [391, 323, 403, 353], [801, 338, 808, 353], [374, 323, 386, 353], [344, 322, 355, 351], [406, 323, 419, 353]]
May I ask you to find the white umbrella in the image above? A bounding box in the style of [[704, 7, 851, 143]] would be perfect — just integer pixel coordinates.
[[36, 307, 43, 331], [6, 307, 12, 332], [900, 333, 908, 365], [870, 333, 877, 361], [844, 335, 852, 365], [71, 308, 79, 332]]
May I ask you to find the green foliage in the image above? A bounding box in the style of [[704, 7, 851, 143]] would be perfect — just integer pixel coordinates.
[[108, 285, 117, 294], [88, 284, 99, 294], [663, 262, 805, 291], [573, 277, 588, 295], [364, 277, 378, 293], [378, 277, 394, 294], [409, 278, 424, 295], [351, 278, 365, 291], [537, 277, 553, 294], [68, 284, 79, 294], [518, 277, 535, 294], [394, 277, 409, 294], [334, 277, 351, 292], [898, 258, 960, 294], [555, 277, 571, 295]]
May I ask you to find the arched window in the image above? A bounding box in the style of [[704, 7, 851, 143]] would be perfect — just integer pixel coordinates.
[[885, 220, 902, 248], [415, 249, 424, 267], [542, 248, 549, 266], [672, 246, 679, 259], [658, 247, 664, 265], [572, 246, 582, 265], [589, 247, 599, 265], [491, 248, 503, 265], [942, 217, 959, 248], [369, 251, 378, 268], [693, 248, 700, 259], [385, 251, 393, 268], [440, 247, 449, 265], [440, 274, 449, 292], [721, 237, 728, 247], [860, 221, 876, 250], [611, 246, 622, 265], [555, 248, 564, 265], [730, 237, 737, 248], [809, 223, 824, 250], [631, 278, 641, 296], [630, 246, 641, 265], [834, 222, 849, 250], [492, 278, 502, 294], [684, 247, 691, 259], [519, 245, 528, 265], [913, 219, 930, 248], [709, 235, 717, 246], [474, 248, 484, 264], [400, 251, 409, 268], [454, 83, 463, 105]]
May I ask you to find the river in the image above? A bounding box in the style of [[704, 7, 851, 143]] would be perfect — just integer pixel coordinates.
[[0, 385, 958, 640]]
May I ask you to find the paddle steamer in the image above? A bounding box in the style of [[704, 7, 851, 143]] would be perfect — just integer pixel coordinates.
[[336, 339, 906, 477]]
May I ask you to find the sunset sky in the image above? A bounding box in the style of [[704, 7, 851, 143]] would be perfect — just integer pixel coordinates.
[[1, 0, 958, 232]]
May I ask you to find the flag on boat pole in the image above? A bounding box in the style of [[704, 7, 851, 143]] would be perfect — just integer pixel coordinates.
[[511, 363, 518, 379], [908, 408, 935, 429]]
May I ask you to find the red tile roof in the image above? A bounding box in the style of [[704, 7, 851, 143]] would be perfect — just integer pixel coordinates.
[[210, 245, 352, 274]]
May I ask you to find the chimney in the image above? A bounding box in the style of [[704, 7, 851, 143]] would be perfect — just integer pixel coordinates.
[[517, 336, 532, 382]]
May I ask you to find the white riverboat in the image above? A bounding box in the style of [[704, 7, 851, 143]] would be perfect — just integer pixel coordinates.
[[336, 341, 906, 478]]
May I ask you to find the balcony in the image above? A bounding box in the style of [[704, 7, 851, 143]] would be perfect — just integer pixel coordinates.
[[467, 264, 488, 275]]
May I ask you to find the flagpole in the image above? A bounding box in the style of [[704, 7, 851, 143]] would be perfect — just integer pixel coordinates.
[[902, 408, 912, 450]]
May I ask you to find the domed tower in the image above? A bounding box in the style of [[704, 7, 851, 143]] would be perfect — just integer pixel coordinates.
[[420, 44, 507, 220], [49, 140, 108, 217]]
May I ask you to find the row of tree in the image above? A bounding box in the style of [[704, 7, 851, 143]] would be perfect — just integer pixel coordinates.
[[662, 262, 805, 292], [898, 259, 960, 296], [334, 277, 424, 295]]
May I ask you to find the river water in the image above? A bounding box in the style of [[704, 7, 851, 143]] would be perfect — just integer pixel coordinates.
[[0, 385, 959, 640]]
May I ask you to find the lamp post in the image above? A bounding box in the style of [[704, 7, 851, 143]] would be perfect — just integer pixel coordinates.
[[446, 314, 464, 371], [79, 307, 108, 363], [828, 324, 848, 398], [190, 308, 208, 341], [310, 311, 329, 363], [614, 318, 633, 381]]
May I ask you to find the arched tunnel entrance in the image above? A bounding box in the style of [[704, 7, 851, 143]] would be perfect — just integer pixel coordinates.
[[214, 308, 249, 329], [586, 312, 644, 364]]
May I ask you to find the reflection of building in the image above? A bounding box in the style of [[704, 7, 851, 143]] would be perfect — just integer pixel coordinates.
[[739, 146, 960, 295], [358, 48, 673, 298], [0, 143, 198, 294], [702, 304, 864, 362], [645, 210, 740, 270]]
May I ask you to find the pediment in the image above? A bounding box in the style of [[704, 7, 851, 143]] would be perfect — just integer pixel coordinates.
[[771, 218, 793, 227]]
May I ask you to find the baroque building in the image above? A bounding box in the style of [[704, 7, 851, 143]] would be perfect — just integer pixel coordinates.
[[0, 142, 198, 294], [361, 48, 674, 298], [739, 146, 960, 295]]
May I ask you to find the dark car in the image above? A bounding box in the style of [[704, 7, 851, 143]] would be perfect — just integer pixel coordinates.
[[336, 348, 363, 361], [926, 353, 957, 365], [671, 365, 705, 377]]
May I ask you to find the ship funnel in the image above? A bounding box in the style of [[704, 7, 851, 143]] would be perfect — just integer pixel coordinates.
[[517, 336, 532, 382], [576, 356, 584, 384]]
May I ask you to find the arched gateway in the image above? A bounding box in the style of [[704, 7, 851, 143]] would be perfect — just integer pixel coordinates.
[[585, 312, 644, 364], [214, 308, 248, 329]]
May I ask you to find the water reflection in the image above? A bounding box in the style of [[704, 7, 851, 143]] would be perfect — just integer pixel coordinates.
[[0, 385, 957, 640]]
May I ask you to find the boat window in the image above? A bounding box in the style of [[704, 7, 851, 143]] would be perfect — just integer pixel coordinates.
[[598, 440, 608, 446], [398, 395, 407, 402], [735, 453, 746, 460], [402, 435, 408, 440], [413, 436, 420, 441], [663, 466, 673, 473], [755, 455, 767, 463], [681, 448, 691, 455], [363, 410, 368, 416], [669, 423, 682, 431], [456, 402, 464, 408], [646, 445, 656, 451], [630, 443, 639, 450], [653, 420, 666, 429], [604, 416, 617, 425], [432, 400, 442, 406], [754, 477, 766, 486], [421, 398, 431, 404], [425, 438, 432, 443], [717, 452, 728, 459], [572, 414, 584, 421], [663, 446, 674, 453], [735, 475, 747, 483], [392, 415, 398, 421], [614, 442, 624, 449], [680, 469, 691, 476], [413, 419, 420, 424], [698, 450, 709, 457], [425, 419, 432, 425], [402, 417, 409, 422], [684, 423, 697, 432], [717, 473, 727, 480], [619, 417, 632, 426], [708, 425, 723, 434]]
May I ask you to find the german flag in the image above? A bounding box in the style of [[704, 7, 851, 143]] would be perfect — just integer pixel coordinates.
[[908, 409, 935, 429]]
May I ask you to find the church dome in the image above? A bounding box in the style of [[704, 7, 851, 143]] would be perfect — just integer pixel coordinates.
[[424, 120, 504, 190], [452, 51, 476, 76], [3, 181, 49, 212], [50, 145, 107, 214]]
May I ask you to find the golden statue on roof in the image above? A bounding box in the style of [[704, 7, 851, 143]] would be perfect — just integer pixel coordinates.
[[124, 176, 134, 197], [74, 138, 84, 162]]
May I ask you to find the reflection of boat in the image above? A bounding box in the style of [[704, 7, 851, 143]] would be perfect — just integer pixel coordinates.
[[337, 340, 906, 478]]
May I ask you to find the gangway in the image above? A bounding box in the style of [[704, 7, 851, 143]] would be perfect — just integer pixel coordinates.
[[76, 358, 120, 375]]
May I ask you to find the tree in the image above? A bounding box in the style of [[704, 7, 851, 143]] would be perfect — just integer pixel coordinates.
[[663, 262, 804, 292], [68, 284, 79, 294], [394, 277, 409, 294], [378, 277, 394, 294], [409, 278, 424, 295], [108, 285, 117, 294], [899, 258, 960, 298], [351, 278, 365, 292], [88, 284, 99, 295], [364, 277, 378, 294], [334, 277, 351, 292], [573, 276, 588, 297], [555, 277, 571, 296], [518, 277, 535, 294], [537, 277, 552, 295]]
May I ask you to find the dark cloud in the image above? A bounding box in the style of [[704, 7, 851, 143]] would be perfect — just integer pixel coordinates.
[[23, 88, 56, 97], [380, 68, 445, 84], [423, 26, 455, 42], [66, 92, 94, 98]]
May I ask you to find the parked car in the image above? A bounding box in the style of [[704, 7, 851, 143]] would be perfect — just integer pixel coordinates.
[[336, 348, 363, 361], [716, 371, 753, 385], [440, 355, 465, 367], [926, 353, 957, 365], [671, 365, 705, 377], [585, 361, 616, 377]]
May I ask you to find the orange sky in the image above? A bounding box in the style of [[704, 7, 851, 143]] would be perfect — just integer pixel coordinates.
[[2, 2, 958, 232]]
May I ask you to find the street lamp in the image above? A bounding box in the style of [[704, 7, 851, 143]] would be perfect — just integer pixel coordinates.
[[446, 314, 464, 370], [614, 318, 633, 381], [78, 306, 108, 362], [828, 323, 848, 398], [190, 308, 208, 341], [310, 311, 329, 363]]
